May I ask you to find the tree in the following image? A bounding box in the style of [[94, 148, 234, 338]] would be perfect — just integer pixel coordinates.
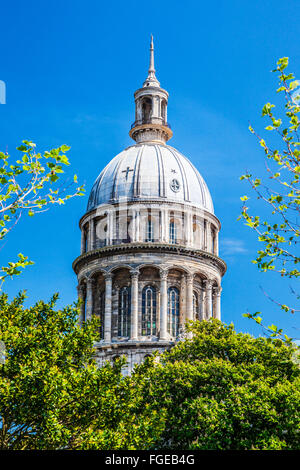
[[0, 141, 84, 287], [0, 141, 165, 450], [1, 297, 298, 450], [131, 320, 300, 450], [239, 58, 300, 337], [0, 292, 164, 449]]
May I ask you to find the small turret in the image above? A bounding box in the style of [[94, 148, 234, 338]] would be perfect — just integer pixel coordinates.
[[129, 35, 173, 144]]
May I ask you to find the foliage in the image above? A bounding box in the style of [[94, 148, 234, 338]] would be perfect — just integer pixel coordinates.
[[239, 57, 300, 337], [1, 305, 299, 450], [0, 292, 164, 449], [0, 141, 84, 287], [131, 320, 300, 450]]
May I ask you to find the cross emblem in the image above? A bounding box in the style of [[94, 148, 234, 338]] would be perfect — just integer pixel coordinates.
[[122, 166, 134, 180]]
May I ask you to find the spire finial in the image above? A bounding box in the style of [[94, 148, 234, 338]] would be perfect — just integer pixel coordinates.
[[143, 34, 160, 87], [149, 34, 155, 74], [130, 35, 172, 143]]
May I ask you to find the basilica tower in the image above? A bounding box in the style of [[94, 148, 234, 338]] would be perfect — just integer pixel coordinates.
[[72, 37, 226, 374]]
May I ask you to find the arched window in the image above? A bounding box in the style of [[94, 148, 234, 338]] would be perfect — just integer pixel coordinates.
[[142, 98, 152, 123], [169, 220, 177, 244], [167, 286, 180, 337], [99, 291, 105, 339], [161, 99, 166, 122], [83, 227, 88, 253], [118, 286, 131, 337], [146, 217, 154, 242], [103, 224, 107, 247], [193, 291, 199, 321], [142, 285, 157, 335]]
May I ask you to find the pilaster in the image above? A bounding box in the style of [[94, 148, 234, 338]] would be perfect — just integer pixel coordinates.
[[104, 273, 113, 343]]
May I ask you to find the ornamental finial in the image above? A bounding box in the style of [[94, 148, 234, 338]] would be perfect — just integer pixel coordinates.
[[149, 34, 155, 74], [143, 34, 160, 87]]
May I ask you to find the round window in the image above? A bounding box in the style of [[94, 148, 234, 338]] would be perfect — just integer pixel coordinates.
[[170, 178, 180, 192]]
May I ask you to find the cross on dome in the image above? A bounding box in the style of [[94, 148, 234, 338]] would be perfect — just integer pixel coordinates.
[[122, 166, 134, 180]]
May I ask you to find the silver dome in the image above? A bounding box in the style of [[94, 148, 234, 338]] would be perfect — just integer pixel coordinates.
[[87, 143, 214, 213]]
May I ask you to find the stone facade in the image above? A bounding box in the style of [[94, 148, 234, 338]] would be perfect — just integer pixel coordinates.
[[73, 36, 226, 375]]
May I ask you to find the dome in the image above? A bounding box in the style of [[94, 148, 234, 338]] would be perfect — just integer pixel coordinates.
[[87, 143, 214, 213]]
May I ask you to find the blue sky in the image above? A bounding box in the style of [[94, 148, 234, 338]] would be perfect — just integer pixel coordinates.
[[1, 0, 299, 339]]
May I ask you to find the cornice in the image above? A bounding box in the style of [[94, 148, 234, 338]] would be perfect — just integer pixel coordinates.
[[72, 242, 227, 276]]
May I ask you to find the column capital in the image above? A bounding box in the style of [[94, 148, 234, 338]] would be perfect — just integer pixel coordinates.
[[186, 272, 194, 284], [130, 268, 140, 279], [103, 271, 113, 281], [213, 285, 222, 296], [203, 278, 213, 289], [85, 276, 94, 288], [159, 268, 168, 281]]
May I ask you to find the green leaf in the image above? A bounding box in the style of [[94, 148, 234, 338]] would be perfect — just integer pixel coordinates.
[[60, 144, 71, 153], [276, 57, 289, 71]]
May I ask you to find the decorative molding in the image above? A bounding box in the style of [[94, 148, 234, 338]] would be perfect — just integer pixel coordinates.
[[73, 243, 227, 276]]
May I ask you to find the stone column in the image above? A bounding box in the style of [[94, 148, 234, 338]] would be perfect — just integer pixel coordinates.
[[184, 212, 189, 246], [135, 209, 140, 242], [201, 221, 205, 251], [88, 220, 91, 251], [200, 288, 205, 321], [105, 213, 109, 246], [189, 212, 194, 246], [77, 284, 85, 324], [186, 273, 194, 322], [213, 286, 222, 320], [130, 269, 139, 340], [215, 231, 219, 256], [185, 211, 192, 247], [85, 278, 93, 321], [165, 209, 169, 243], [206, 221, 211, 253], [80, 229, 85, 254], [104, 273, 113, 343], [131, 208, 136, 243], [203, 220, 207, 251], [204, 279, 213, 319], [108, 211, 114, 246], [153, 95, 159, 117], [161, 209, 166, 242], [90, 218, 95, 250], [88, 218, 94, 251], [160, 269, 168, 340]]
